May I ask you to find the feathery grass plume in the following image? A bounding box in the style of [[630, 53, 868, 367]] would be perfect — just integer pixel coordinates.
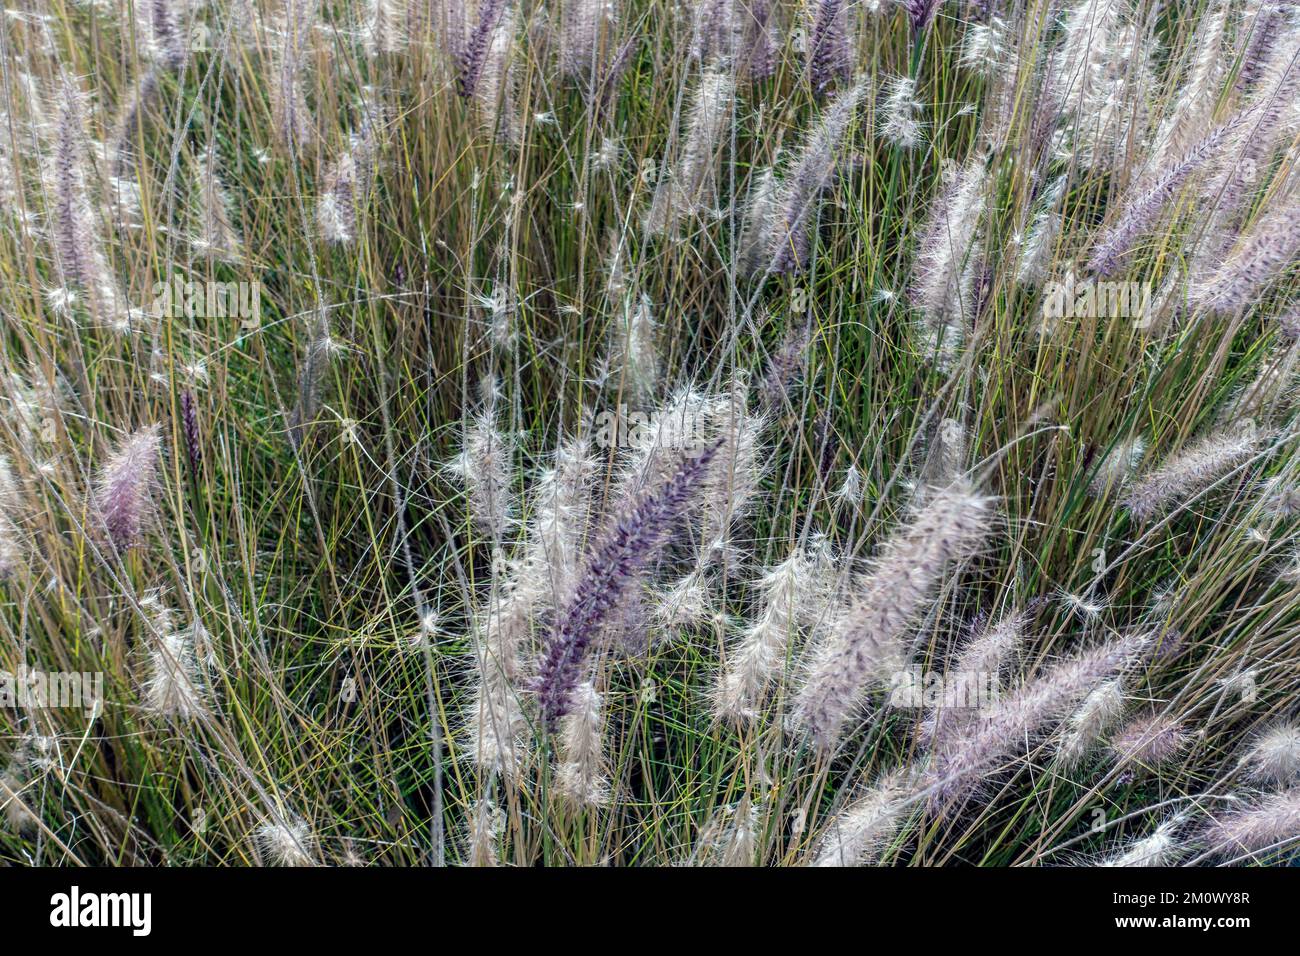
[[46, 77, 127, 331], [718, 800, 759, 866], [434, 0, 468, 65], [1279, 302, 1300, 338], [193, 148, 244, 263], [554, 678, 609, 806], [602, 294, 660, 403], [738, 166, 780, 277], [593, 34, 637, 115], [1202, 787, 1300, 859], [364, 0, 409, 54], [959, 17, 1005, 75], [1015, 176, 1065, 285], [1243, 722, 1300, 784], [924, 633, 1149, 804], [878, 74, 923, 149], [810, 770, 911, 866], [513, 435, 598, 609], [466, 798, 503, 865], [611, 386, 712, 503], [1188, 29, 1300, 278], [1051, 0, 1149, 170], [654, 567, 717, 629], [1099, 814, 1186, 866], [271, 0, 318, 152], [922, 606, 1029, 748], [1110, 712, 1187, 767], [108, 69, 160, 179], [1056, 677, 1126, 766], [1142, 1, 1229, 178], [793, 481, 994, 748], [255, 817, 316, 866], [740, 0, 777, 81], [1051, 0, 1125, 115], [317, 108, 381, 244], [141, 596, 209, 721], [448, 395, 515, 541], [1236, 0, 1289, 92], [690, 0, 739, 63], [645, 71, 736, 235], [1088, 436, 1146, 497], [135, 0, 189, 69], [1215, 29, 1300, 214], [467, 584, 532, 778], [560, 0, 617, 81], [94, 424, 162, 552], [835, 463, 863, 504], [696, 376, 767, 561], [535, 440, 721, 729], [0, 456, 24, 578], [770, 79, 866, 274], [916, 417, 969, 494], [912, 162, 987, 367], [805, 0, 852, 98], [287, 309, 337, 449], [1218, 351, 1299, 426], [1193, 197, 1300, 312], [1123, 425, 1262, 521], [458, 0, 510, 97], [1086, 117, 1237, 276], [758, 322, 811, 413], [715, 540, 822, 722], [472, 6, 522, 143], [1259, 474, 1300, 519]]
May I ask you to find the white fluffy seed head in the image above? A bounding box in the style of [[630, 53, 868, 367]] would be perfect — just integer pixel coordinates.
[[143, 623, 209, 721], [554, 680, 610, 808], [256, 818, 315, 866], [466, 798, 504, 866], [1100, 814, 1186, 866], [879, 75, 923, 149], [1245, 723, 1300, 784], [1203, 787, 1300, 859], [1057, 678, 1127, 767], [448, 403, 516, 541], [714, 543, 817, 722], [811, 771, 911, 866]]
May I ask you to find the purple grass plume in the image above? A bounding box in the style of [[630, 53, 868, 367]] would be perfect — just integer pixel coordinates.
[[806, 0, 852, 98], [178, 390, 201, 478], [1123, 426, 1262, 521], [923, 633, 1149, 806], [792, 480, 993, 748], [535, 439, 722, 730], [458, 0, 510, 98], [94, 424, 163, 552], [1086, 115, 1238, 276], [903, 0, 940, 35]]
